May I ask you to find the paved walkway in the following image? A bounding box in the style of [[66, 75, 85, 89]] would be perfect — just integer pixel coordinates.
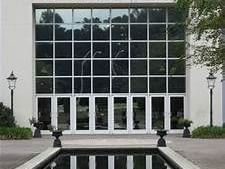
[[1, 134, 225, 169]]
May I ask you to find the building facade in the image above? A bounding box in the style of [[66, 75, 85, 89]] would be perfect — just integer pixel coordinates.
[[0, 0, 224, 134]]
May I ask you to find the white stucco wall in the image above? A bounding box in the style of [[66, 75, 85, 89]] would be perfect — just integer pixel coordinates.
[[188, 67, 223, 128], [223, 71, 225, 123], [1, 0, 33, 126], [0, 0, 223, 128], [0, 0, 3, 102]]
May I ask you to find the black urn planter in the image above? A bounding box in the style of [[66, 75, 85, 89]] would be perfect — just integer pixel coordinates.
[[33, 122, 42, 138], [52, 130, 62, 147], [183, 123, 191, 138], [157, 129, 167, 147]]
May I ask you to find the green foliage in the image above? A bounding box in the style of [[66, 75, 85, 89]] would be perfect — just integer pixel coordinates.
[[0, 127, 32, 140], [223, 123, 225, 128], [192, 126, 225, 138], [178, 118, 193, 126], [176, 0, 225, 72], [0, 102, 15, 127]]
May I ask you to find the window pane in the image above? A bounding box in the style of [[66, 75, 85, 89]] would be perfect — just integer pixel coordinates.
[[96, 156, 108, 169], [76, 98, 89, 130], [55, 24, 72, 40], [130, 25, 147, 40], [36, 25, 53, 41], [112, 42, 128, 58], [149, 8, 166, 22], [93, 43, 109, 58], [149, 77, 166, 93], [168, 8, 186, 23], [93, 24, 110, 40], [131, 60, 147, 75], [57, 98, 70, 130], [152, 97, 164, 129], [168, 24, 185, 40], [93, 60, 110, 76], [93, 78, 110, 93], [74, 24, 91, 40], [131, 77, 147, 93], [133, 156, 146, 169], [55, 78, 72, 93], [55, 43, 72, 58], [36, 60, 53, 76], [112, 60, 128, 75], [93, 9, 110, 23], [74, 42, 91, 58], [115, 156, 127, 168], [130, 43, 147, 58], [112, 77, 128, 93], [133, 98, 146, 129], [149, 25, 166, 40], [149, 43, 166, 58], [112, 24, 128, 40], [77, 156, 89, 168], [111, 9, 128, 23], [36, 78, 53, 93], [74, 9, 91, 23], [36, 42, 53, 58], [168, 59, 185, 75], [168, 77, 185, 93], [55, 9, 72, 23], [55, 60, 72, 76], [74, 60, 91, 76], [149, 60, 166, 75], [168, 42, 185, 58], [95, 98, 108, 130], [74, 78, 91, 93], [35, 9, 53, 23], [114, 98, 127, 130], [171, 97, 184, 129], [38, 98, 51, 130], [130, 8, 147, 23]]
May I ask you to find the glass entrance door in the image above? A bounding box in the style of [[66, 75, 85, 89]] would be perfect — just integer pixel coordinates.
[[95, 97, 108, 130], [113, 97, 127, 131], [57, 97, 70, 130], [76, 97, 90, 130], [132, 97, 146, 130], [170, 97, 184, 130], [151, 97, 165, 130]]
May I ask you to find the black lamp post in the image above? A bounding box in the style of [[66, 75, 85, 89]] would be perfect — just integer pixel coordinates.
[[206, 71, 216, 127], [6, 71, 17, 114]]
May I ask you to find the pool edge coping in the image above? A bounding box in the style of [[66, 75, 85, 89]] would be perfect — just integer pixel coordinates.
[[14, 148, 61, 169], [158, 147, 201, 169], [15, 146, 201, 169]]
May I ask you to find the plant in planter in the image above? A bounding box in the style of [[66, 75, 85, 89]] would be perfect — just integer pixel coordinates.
[[29, 117, 43, 138], [48, 125, 63, 147], [178, 119, 193, 138]]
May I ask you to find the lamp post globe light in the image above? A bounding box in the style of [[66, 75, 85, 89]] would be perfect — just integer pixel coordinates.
[[6, 71, 17, 114], [206, 71, 216, 127]]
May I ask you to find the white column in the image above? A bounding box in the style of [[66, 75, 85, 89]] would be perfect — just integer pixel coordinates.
[[127, 156, 133, 169], [89, 156, 95, 169], [70, 156, 76, 169]]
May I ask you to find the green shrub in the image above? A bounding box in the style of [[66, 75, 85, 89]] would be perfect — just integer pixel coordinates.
[[0, 127, 32, 140], [192, 126, 225, 139], [0, 102, 15, 127], [178, 118, 193, 127]]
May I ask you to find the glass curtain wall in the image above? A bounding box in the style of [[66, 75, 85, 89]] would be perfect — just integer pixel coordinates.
[[35, 8, 185, 95], [35, 7, 186, 131]]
